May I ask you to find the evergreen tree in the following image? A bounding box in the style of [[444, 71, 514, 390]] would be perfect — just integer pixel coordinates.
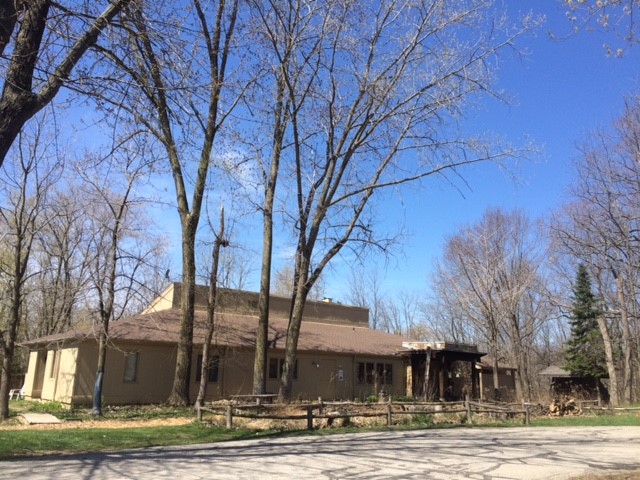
[[564, 264, 607, 378]]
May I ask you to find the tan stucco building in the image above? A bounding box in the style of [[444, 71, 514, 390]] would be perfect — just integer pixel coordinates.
[[22, 284, 414, 405]]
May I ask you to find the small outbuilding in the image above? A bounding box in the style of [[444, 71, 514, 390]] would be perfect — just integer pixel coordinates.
[[539, 365, 608, 403]]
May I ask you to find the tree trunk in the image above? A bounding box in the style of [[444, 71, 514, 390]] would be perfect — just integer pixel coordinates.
[[0, 0, 50, 165], [422, 347, 432, 401], [596, 314, 619, 406], [0, 311, 19, 418], [279, 284, 309, 402], [0, 236, 26, 418], [195, 208, 225, 408], [253, 204, 274, 395], [253, 64, 287, 396], [92, 328, 108, 416], [491, 341, 500, 401], [508, 315, 524, 402], [0, 0, 133, 167], [168, 222, 197, 406], [616, 276, 633, 404]]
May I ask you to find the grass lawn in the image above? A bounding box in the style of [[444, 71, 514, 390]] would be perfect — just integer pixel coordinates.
[[0, 423, 274, 458], [530, 413, 640, 427]]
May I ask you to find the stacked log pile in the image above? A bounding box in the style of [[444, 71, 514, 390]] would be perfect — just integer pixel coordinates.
[[548, 398, 583, 416]]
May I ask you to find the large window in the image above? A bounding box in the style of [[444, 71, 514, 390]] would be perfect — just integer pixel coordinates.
[[123, 352, 139, 383], [195, 354, 219, 383], [357, 362, 393, 385], [268, 358, 297, 380]]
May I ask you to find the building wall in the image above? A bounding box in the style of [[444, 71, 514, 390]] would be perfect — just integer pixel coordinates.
[[144, 283, 369, 326], [480, 368, 517, 401], [36, 348, 79, 403], [56, 348, 79, 403], [27, 338, 407, 405], [23, 351, 40, 398], [70, 343, 178, 405]]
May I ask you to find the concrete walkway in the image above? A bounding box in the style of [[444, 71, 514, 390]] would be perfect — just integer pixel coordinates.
[[19, 413, 61, 425], [2, 426, 639, 479]]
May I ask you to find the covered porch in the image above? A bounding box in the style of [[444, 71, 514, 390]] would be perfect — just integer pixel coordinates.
[[400, 341, 485, 401]]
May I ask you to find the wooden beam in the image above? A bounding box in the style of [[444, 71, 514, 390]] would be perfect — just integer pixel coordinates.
[[422, 347, 431, 401]]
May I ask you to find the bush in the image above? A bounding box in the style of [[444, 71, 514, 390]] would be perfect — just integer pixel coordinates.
[[410, 413, 434, 426], [23, 401, 68, 414]]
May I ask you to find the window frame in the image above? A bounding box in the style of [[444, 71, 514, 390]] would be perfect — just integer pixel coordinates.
[[195, 354, 219, 383], [268, 357, 298, 380], [357, 361, 393, 385], [123, 351, 139, 383]]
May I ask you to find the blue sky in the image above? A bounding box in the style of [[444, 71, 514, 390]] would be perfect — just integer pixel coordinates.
[[315, 1, 640, 301], [138, 1, 639, 302]]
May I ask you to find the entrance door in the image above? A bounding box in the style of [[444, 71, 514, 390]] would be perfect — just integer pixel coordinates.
[[31, 351, 47, 399], [313, 359, 336, 400]]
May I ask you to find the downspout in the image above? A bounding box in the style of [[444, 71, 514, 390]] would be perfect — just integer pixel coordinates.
[[352, 354, 356, 401], [51, 350, 59, 402]]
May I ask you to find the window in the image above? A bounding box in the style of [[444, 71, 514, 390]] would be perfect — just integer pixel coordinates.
[[195, 354, 219, 383], [383, 363, 393, 385], [268, 358, 297, 380], [268, 358, 279, 379], [123, 352, 139, 383], [357, 362, 393, 385], [365, 362, 374, 384]]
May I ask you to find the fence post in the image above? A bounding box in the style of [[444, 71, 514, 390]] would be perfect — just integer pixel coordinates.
[[226, 404, 233, 429], [525, 405, 530, 425], [318, 397, 323, 415], [465, 395, 472, 424], [196, 403, 202, 422], [307, 406, 314, 430]]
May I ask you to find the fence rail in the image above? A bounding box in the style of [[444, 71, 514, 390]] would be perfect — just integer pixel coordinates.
[[196, 396, 531, 430]]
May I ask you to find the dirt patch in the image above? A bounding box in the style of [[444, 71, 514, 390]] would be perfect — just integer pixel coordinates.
[[0, 417, 194, 431]]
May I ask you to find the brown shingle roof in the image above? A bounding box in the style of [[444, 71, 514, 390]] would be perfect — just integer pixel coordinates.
[[25, 308, 411, 357]]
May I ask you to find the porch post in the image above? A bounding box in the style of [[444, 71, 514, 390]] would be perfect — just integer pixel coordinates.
[[438, 354, 445, 401], [471, 360, 479, 399], [422, 347, 431, 401]]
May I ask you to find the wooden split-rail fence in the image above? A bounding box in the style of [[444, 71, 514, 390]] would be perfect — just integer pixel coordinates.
[[196, 395, 533, 430]]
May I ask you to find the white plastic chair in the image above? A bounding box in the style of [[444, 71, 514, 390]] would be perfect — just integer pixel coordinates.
[[9, 386, 25, 400]]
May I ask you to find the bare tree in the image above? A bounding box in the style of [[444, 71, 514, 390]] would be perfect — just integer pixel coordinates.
[[89, 0, 246, 405], [0, 119, 60, 418], [272, 264, 325, 301], [347, 265, 387, 330], [261, 1, 538, 401], [563, 0, 640, 54], [380, 291, 422, 338], [240, 0, 324, 395], [77, 149, 162, 416], [0, 0, 133, 166], [430, 209, 547, 401], [195, 206, 227, 408], [28, 188, 91, 339], [550, 95, 640, 404]]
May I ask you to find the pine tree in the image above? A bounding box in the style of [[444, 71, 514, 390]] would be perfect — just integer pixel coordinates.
[[564, 264, 607, 378]]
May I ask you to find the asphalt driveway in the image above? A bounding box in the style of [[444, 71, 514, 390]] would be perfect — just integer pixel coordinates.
[[2, 426, 639, 479]]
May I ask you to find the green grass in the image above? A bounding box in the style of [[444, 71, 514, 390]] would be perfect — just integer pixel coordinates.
[[530, 413, 640, 427], [0, 423, 277, 459]]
